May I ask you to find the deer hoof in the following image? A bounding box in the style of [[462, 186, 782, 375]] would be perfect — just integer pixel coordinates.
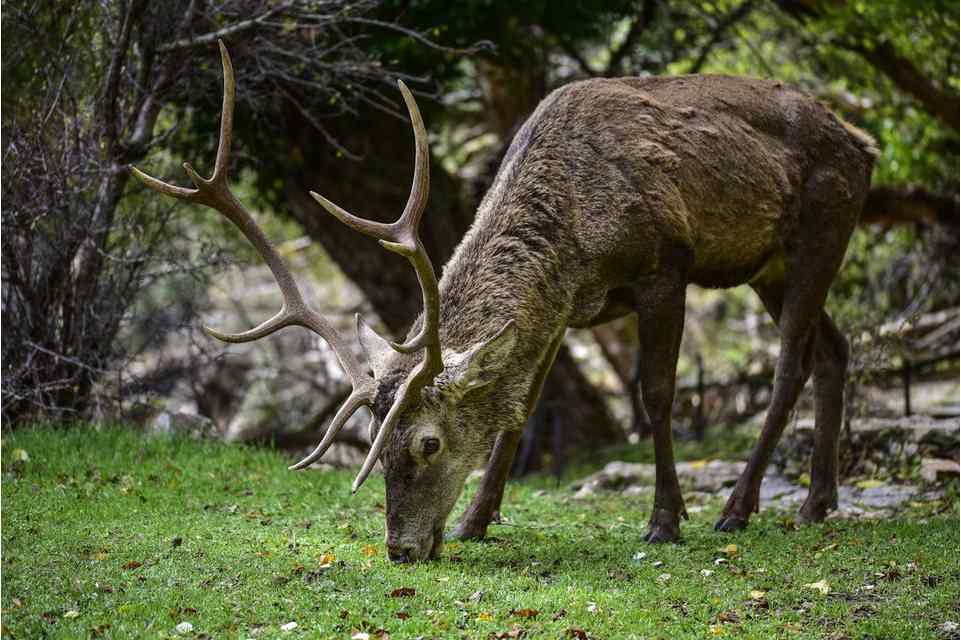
[[714, 514, 749, 532], [446, 521, 488, 542], [644, 508, 681, 543]]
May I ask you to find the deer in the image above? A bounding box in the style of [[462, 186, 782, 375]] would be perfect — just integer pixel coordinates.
[[132, 42, 877, 563]]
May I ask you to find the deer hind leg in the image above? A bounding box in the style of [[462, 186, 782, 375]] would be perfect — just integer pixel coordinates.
[[798, 312, 848, 523], [634, 273, 689, 543], [717, 173, 860, 532]]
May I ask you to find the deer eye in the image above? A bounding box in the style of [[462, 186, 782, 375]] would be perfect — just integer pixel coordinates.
[[421, 437, 441, 456]]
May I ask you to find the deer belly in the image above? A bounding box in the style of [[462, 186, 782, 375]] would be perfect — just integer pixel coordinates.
[[688, 214, 782, 289]]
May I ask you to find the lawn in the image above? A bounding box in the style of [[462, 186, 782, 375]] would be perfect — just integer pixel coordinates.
[[2, 426, 958, 639]]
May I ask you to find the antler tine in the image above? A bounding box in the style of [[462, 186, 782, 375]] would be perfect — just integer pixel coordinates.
[[288, 389, 370, 470], [131, 41, 376, 463], [311, 81, 443, 491]]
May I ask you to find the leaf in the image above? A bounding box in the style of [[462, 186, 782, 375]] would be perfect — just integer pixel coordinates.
[[749, 590, 766, 600], [11, 449, 29, 463], [511, 608, 539, 618], [389, 587, 416, 598], [395, 612, 410, 620], [63, 610, 80, 619], [122, 561, 142, 570], [719, 544, 738, 557], [361, 545, 378, 557], [567, 629, 590, 639], [318, 552, 336, 565], [856, 479, 885, 489], [803, 579, 831, 595], [477, 611, 493, 621], [280, 621, 297, 631]]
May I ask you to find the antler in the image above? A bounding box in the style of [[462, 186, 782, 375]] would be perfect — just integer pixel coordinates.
[[130, 41, 444, 492], [309, 80, 444, 492], [130, 42, 376, 470]]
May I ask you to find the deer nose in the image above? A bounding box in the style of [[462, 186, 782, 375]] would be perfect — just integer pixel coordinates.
[[387, 544, 414, 563]]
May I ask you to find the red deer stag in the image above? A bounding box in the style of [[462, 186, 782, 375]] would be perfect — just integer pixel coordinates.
[[132, 42, 876, 562]]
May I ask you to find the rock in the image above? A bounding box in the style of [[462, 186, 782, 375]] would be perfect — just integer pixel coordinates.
[[151, 411, 216, 440], [921, 458, 960, 483], [937, 621, 960, 640]]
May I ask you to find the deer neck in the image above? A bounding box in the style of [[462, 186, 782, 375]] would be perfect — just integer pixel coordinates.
[[435, 179, 576, 426]]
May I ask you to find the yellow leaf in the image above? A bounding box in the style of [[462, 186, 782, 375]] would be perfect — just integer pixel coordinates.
[[709, 624, 723, 635], [63, 610, 80, 619], [318, 552, 336, 565], [803, 579, 830, 595], [11, 449, 29, 463], [477, 612, 493, 621], [720, 544, 738, 557], [749, 590, 766, 600], [361, 545, 378, 557], [856, 479, 885, 489]]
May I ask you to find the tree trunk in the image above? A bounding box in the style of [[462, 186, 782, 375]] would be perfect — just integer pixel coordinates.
[[280, 104, 624, 470]]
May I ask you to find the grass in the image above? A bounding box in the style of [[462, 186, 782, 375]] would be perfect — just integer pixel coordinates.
[[2, 426, 958, 639]]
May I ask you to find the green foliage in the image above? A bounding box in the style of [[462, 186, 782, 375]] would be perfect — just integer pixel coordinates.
[[3, 427, 958, 638]]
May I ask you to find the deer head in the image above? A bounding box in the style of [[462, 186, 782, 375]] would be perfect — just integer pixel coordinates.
[[131, 42, 517, 562]]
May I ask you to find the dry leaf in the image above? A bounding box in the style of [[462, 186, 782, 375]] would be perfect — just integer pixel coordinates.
[[122, 561, 142, 570], [803, 579, 830, 595], [749, 590, 766, 600], [511, 608, 538, 618], [395, 612, 410, 620], [567, 629, 589, 639], [389, 587, 416, 598], [720, 544, 738, 557], [63, 610, 80, 619], [477, 611, 493, 621], [351, 633, 370, 640], [280, 621, 297, 632], [318, 552, 336, 565], [361, 545, 378, 557]]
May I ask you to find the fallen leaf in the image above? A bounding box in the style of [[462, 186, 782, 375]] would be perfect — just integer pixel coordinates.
[[477, 611, 493, 621], [122, 561, 142, 570], [567, 629, 589, 639], [280, 621, 297, 632], [511, 608, 538, 618], [709, 624, 723, 635], [318, 552, 336, 565], [11, 449, 29, 463], [175, 621, 193, 634], [720, 544, 738, 557], [389, 587, 416, 598], [749, 590, 766, 600], [361, 545, 378, 557], [803, 579, 830, 595], [552, 609, 568, 621], [395, 612, 410, 620], [700, 569, 714, 577], [351, 633, 370, 640], [63, 610, 80, 619], [856, 479, 885, 490], [92, 552, 108, 561]]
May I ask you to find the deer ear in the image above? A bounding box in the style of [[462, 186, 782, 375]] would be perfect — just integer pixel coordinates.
[[446, 319, 517, 395], [357, 315, 393, 378]]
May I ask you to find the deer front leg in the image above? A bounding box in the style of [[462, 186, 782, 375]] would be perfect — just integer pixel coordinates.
[[447, 429, 523, 540], [634, 275, 689, 544], [448, 329, 566, 541]]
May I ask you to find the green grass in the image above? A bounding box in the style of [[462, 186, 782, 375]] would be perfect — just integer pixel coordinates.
[[2, 426, 958, 639]]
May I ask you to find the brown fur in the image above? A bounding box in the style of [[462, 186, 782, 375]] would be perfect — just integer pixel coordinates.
[[375, 74, 876, 561]]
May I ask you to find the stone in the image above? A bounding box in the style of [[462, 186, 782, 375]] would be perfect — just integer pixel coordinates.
[[920, 458, 960, 483], [151, 411, 216, 440]]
